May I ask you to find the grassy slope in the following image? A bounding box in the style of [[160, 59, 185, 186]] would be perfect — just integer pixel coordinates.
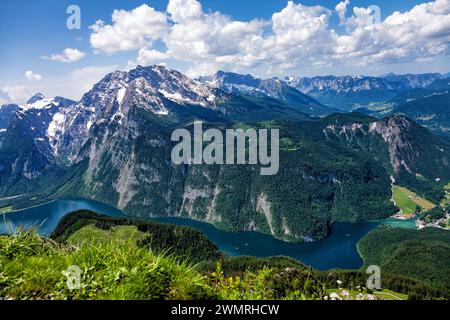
[[49, 212, 450, 300], [51, 210, 222, 263], [66, 225, 427, 301], [0, 226, 411, 301], [325, 288, 408, 300], [392, 185, 436, 216], [0, 230, 213, 300], [67, 224, 147, 247], [0, 229, 328, 300]]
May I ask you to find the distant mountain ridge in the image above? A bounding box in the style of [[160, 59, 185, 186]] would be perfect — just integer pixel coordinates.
[[283, 73, 445, 110], [380, 73, 442, 89], [390, 91, 450, 137], [353, 75, 450, 137], [200, 71, 333, 116]]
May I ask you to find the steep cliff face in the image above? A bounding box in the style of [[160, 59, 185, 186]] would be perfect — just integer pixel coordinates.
[[1, 105, 395, 241], [324, 115, 450, 182], [368, 117, 419, 174]]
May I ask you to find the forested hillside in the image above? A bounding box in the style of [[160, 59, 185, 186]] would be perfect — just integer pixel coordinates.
[[358, 226, 450, 293]]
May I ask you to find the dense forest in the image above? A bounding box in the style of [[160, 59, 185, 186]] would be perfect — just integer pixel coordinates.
[[358, 226, 450, 294]]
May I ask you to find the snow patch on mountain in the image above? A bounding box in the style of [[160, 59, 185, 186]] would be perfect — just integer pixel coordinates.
[[159, 89, 194, 104], [47, 112, 67, 155], [116, 87, 126, 105], [21, 97, 56, 111]]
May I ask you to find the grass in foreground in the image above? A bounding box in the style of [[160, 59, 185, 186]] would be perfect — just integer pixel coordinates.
[[0, 230, 212, 300], [2, 221, 442, 301], [0, 230, 327, 300]]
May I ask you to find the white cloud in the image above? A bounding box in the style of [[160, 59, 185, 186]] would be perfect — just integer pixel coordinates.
[[260, 2, 335, 74], [136, 48, 169, 65], [344, 6, 380, 30], [25, 70, 43, 81], [90, 4, 169, 53], [70, 65, 118, 95], [336, 0, 350, 25], [165, 0, 266, 72], [335, 0, 450, 66], [167, 0, 202, 23], [86, 0, 450, 76], [0, 85, 32, 104], [42, 48, 86, 63]]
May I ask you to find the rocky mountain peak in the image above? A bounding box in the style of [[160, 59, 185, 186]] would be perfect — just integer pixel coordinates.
[[201, 70, 330, 115], [26, 93, 46, 104], [82, 65, 221, 113], [20, 94, 75, 112]]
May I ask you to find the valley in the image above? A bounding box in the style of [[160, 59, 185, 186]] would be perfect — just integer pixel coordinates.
[[0, 198, 383, 270], [1, 0, 450, 305], [1, 66, 450, 243], [1, 210, 446, 300], [1, 65, 449, 301]]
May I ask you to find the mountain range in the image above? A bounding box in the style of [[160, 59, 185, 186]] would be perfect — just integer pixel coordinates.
[[1, 65, 450, 242], [356, 78, 450, 137], [284, 73, 447, 110], [199, 71, 450, 113], [199, 71, 334, 116]]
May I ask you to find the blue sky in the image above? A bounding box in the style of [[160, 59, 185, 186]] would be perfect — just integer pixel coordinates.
[[0, 0, 449, 102]]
